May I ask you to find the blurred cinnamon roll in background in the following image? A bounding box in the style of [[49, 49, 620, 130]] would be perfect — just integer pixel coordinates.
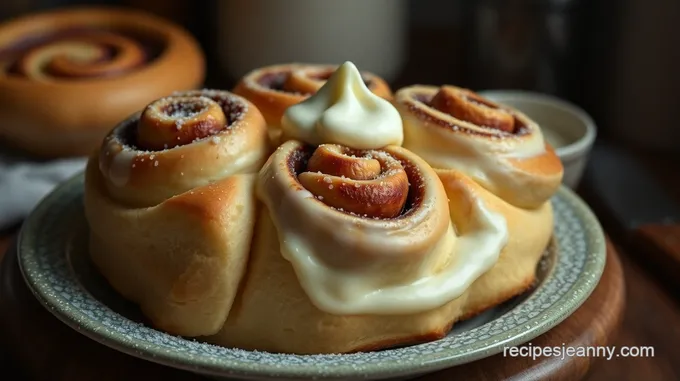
[[0, 7, 205, 157]]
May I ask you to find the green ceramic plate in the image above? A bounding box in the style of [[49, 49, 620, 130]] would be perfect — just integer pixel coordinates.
[[18, 173, 606, 381]]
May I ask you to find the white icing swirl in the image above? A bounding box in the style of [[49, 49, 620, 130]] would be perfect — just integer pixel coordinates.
[[281, 61, 403, 149]]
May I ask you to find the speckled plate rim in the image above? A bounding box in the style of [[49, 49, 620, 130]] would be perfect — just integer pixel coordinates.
[[17, 173, 606, 381]]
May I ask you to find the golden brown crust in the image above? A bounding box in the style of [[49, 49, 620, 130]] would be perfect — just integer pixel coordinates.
[[350, 321, 455, 353], [0, 7, 205, 157], [458, 274, 535, 322], [232, 63, 392, 144], [508, 144, 564, 176], [85, 157, 259, 336]]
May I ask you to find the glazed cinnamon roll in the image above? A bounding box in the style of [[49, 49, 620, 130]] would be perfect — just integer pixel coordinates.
[[233, 63, 392, 145], [0, 7, 205, 157], [208, 139, 508, 354], [200, 63, 510, 354], [395, 85, 563, 209], [394, 85, 563, 319], [84, 90, 268, 336]]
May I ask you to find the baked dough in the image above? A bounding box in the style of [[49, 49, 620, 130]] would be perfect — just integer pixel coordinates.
[[84, 90, 268, 336]]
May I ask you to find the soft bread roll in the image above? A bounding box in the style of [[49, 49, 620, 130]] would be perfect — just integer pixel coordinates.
[[233, 63, 392, 145], [394, 85, 563, 316], [84, 90, 269, 336], [394, 85, 563, 209], [0, 7, 205, 157], [206, 140, 513, 354]]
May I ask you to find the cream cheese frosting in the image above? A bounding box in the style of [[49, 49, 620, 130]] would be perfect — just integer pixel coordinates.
[[280, 61, 403, 149], [257, 141, 509, 315]]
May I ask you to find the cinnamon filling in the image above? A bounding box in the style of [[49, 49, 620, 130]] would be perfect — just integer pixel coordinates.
[[136, 96, 227, 151], [295, 145, 410, 219], [429, 86, 518, 133], [0, 27, 164, 79], [114, 90, 247, 151]]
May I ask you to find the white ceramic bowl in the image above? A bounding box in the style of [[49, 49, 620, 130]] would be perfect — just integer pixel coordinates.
[[479, 90, 597, 189]]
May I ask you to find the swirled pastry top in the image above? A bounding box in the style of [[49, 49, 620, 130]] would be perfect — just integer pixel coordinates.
[[395, 85, 563, 208], [257, 140, 508, 315], [281, 62, 403, 149], [98, 89, 268, 207]]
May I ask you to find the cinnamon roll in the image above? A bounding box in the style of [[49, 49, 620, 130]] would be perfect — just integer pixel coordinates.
[[395, 85, 563, 209], [203, 63, 510, 354], [0, 7, 205, 157], [84, 90, 268, 336], [208, 139, 508, 354], [394, 85, 563, 318], [233, 63, 392, 145]]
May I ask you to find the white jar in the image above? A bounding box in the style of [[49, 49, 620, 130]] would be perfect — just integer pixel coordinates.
[[216, 0, 408, 82]]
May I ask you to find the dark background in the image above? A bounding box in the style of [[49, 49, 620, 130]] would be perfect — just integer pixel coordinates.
[[2, 0, 678, 152]]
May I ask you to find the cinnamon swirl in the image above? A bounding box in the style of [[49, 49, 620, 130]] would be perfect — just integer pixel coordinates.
[[0, 7, 205, 157]]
